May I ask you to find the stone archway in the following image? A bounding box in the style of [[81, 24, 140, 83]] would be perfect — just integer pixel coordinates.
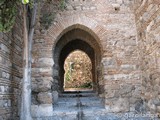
[[52, 26, 102, 94]]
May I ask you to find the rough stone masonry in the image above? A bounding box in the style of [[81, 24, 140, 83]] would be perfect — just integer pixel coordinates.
[[0, 0, 160, 120]]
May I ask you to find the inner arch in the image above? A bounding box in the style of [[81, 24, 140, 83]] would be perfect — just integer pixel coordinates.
[[59, 39, 95, 92]]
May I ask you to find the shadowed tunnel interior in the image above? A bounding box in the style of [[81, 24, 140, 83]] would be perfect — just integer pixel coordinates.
[[59, 40, 95, 91]]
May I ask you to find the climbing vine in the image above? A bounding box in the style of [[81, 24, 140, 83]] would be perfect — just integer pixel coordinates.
[[0, 0, 20, 32], [0, 0, 36, 32]]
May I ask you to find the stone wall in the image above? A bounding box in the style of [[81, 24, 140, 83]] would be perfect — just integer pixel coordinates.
[[0, 7, 23, 120], [31, 0, 142, 116], [0, 0, 159, 119], [134, 0, 160, 115]]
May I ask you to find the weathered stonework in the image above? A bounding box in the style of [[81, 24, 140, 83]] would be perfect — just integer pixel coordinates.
[[134, 0, 160, 115], [0, 0, 159, 119], [31, 0, 141, 115], [0, 6, 23, 120]]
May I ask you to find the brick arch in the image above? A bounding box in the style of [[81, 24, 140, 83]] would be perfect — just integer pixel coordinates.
[[46, 15, 105, 54], [52, 28, 103, 93], [52, 24, 102, 50], [50, 21, 105, 94]]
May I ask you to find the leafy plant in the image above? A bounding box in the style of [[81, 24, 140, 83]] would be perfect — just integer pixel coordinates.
[[0, 0, 19, 32], [65, 70, 71, 81], [22, 0, 29, 4], [0, 0, 35, 32], [0, 0, 67, 32]]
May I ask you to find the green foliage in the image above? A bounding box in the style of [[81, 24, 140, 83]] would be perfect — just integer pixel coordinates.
[[0, 0, 67, 32], [0, 0, 34, 32], [0, 0, 19, 32], [22, 0, 29, 4], [65, 70, 71, 81], [65, 62, 73, 81]]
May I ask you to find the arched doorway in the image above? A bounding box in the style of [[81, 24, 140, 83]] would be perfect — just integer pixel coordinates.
[[64, 50, 93, 91], [53, 27, 102, 94]]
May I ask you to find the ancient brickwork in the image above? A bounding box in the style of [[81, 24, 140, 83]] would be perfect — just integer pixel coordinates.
[[134, 0, 160, 114], [0, 7, 23, 120], [31, 0, 143, 116], [1, 0, 159, 119]]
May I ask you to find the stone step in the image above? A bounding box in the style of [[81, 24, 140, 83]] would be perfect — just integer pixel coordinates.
[[32, 93, 159, 120], [33, 107, 119, 120], [33, 113, 158, 120], [33, 92, 108, 120], [54, 98, 77, 107], [80, 97, 103, 106], [33, 114, 77, 120], [54, 96, 103, 108], [82, 113, 120, 120], [59, 91, 97, 97], [33, 107, 107, 120]]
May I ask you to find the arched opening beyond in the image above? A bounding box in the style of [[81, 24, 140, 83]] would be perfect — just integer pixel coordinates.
[[64, 50, 93, 91], [53, 26, 102, 94]]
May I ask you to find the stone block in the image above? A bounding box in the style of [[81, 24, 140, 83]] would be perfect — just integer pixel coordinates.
[[0, 44, 10, 53], [37, 92, 52, 104], [102, 58, 117, 68], [147, 99, 157, 111], [52, 91, 58, 104], [2, 72, 10, 79], [157, 106, 160, 112], [111, 98, 129, 112], [38, 58, 54, 66], [104, 84, 120, 90], [32, 77, 52, 92], [135, 99, 146, 113], [105, 90, 115, 98], [31, 104, 53, 117], [0, 86, 5, 93], [120, 64, 136, 71], [119, 84, 134, 95]]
